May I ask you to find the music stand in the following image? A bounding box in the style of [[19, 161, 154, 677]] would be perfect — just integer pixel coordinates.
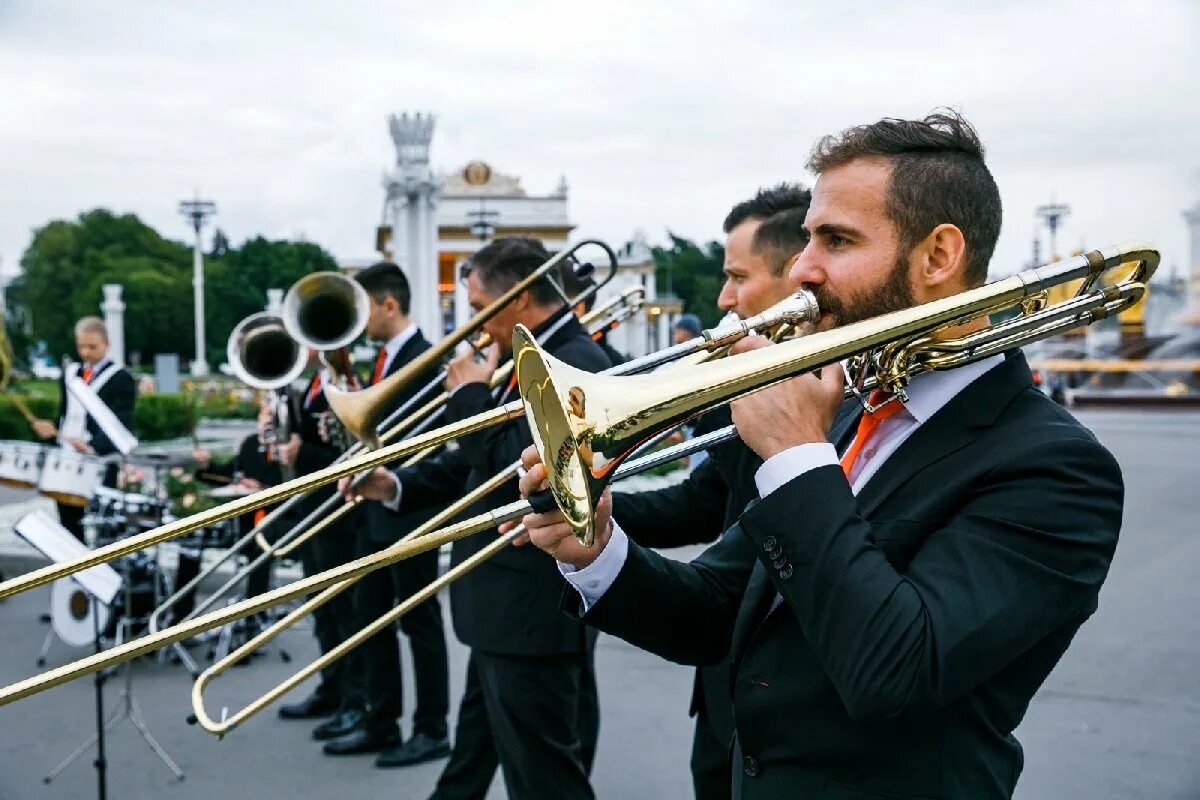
[[14, 511, 185, 793]]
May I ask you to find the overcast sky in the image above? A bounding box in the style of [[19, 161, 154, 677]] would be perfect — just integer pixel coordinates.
[[0, 1, 1197, 287]]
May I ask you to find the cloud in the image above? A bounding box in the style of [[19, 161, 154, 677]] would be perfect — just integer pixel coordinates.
[[0, 0, 1196, 291]]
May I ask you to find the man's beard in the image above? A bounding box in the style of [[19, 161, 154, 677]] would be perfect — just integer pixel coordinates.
[[812, 255, 915, 328]]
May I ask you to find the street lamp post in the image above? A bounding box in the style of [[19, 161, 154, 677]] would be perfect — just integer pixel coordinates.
[[179, 196, 216, 376], [466, 198, 499, 241]]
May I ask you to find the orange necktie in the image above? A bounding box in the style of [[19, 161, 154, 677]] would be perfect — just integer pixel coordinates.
[[305, 374, 322, 406], [840, 390, 904, 478], [372, 349, 388, 386], [81, 365, 94, 384]]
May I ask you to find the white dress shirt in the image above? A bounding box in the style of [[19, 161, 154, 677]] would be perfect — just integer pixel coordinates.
[[561, 354, 1006, 610], [378, 322, 418, 379]]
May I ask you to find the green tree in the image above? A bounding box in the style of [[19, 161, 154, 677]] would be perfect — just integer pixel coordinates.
[[204, 236, 338, 365], [17, 209, 338, 368], [20, 210, 191, 359], [651, 233, 726, 327]]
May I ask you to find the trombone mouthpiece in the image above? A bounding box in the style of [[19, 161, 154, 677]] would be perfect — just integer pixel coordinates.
[[777, 290, 821, 328]]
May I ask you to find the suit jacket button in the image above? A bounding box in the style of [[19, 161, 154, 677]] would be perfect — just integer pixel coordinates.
[[762, 537, 777, 552], [779, 564, 794, 580], [772, 556, 787, 570], [743, 755, 759, 777], [769, 545, 783, 560]]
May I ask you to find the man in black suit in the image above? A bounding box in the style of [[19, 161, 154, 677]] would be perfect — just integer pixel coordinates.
[[612, 183, 811, 800], [268, 353, 370, 739], [319, 262, 452, 764], [352, 237, 609, 800], [519, 112, 1125, 799], [32, 316, 136, 541]]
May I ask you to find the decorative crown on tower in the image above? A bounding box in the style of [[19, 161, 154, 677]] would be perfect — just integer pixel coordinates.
[[388, 112, 436, 166]]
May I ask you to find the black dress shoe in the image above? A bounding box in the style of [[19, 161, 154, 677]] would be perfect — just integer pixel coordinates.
[[312, 706, 367, 741], [375, 732, 451, 768], [322, 726, 401, 756], [279, 692, 340, 720]]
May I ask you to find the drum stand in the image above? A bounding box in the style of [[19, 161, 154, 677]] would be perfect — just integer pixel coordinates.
[[43, 577, 185, 788]]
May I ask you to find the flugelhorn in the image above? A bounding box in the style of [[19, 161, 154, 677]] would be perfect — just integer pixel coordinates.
[[515, 243, 1158, 545]]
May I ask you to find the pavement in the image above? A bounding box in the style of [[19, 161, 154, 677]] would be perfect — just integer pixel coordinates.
[[0, 409, 1197, 799]]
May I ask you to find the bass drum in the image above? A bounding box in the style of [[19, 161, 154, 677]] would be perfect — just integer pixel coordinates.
[[49, 579, 112, 648]]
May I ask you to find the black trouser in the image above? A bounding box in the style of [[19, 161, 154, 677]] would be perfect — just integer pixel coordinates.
[[691, 708, 732, 800], [578, 629, 600, 774], [300, 492, 364, 708], [55, 502, 86, 543], [352, 532, 449, 738], [432, 648, 596, 800], [170, 516, 272, 623]]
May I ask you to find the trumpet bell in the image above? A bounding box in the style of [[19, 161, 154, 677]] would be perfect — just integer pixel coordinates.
[[282, 272, 370, 353], [227, 312, 308, 390]]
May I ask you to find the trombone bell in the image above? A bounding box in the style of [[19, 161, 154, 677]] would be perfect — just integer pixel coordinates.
[[227, 312, 308, 390], [282, 272, 370, 353]]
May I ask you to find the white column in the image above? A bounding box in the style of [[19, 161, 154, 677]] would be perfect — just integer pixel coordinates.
[[266, 288, 284, 315], [101, 284, 126, 367], [191, 228, 209, 376]]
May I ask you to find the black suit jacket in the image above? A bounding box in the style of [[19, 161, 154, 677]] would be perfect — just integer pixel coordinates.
[[359, 330, 443, 544], [576, 352, 1124, 800], [611, 406, 760, 743], [394, 309, 612, 656], [55, 361, 136, 456]]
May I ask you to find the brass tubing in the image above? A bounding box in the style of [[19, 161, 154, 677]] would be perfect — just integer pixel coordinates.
[[0, 401, 527, 601], [189, 463, 524, 734]]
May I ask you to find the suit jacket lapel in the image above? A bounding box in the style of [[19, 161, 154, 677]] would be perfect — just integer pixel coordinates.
[[854, 352, 1033, 518], [386, 331, 429, 380], [729, 557, 776, 668]]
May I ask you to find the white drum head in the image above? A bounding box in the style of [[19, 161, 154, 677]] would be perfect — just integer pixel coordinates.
[[50, 579, 111, 648]]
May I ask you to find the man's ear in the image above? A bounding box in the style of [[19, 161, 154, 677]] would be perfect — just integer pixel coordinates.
[[914, 224, 967, 295]]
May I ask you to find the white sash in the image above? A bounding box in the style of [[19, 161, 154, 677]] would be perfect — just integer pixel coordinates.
[[59, 362, 124, 450]]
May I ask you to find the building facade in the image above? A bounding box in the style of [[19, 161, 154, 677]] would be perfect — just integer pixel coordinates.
[[367, 112, 677, 357]]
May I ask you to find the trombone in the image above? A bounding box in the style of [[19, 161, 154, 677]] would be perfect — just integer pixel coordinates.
[[148, 244, 624, 642], [187, 290, 780, 735], [325, 240, 619, 448], [516, 243, 1157, 543], [226, 311, 309, 482], [0, 244, 1154, 709], [0, 292, 819, 706], [263, 282, 647, 561]]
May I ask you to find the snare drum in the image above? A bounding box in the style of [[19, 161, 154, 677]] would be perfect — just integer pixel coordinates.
[[38, 448, 105, 507], [0, 440, 45, 489]]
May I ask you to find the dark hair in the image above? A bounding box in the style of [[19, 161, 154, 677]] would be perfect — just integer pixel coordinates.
[[723, 183, 812, 276], [355, 261, 412, 314], [462, 237, 562, 307], [807, 109, 1001, 287]]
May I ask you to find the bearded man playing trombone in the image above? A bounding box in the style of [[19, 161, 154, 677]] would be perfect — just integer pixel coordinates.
[[353, 236, 610, 800], [517, 111, 1124, 800]]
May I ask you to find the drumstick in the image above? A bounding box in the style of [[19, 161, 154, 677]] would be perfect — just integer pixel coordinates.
[[10, 395, 39, 425]]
